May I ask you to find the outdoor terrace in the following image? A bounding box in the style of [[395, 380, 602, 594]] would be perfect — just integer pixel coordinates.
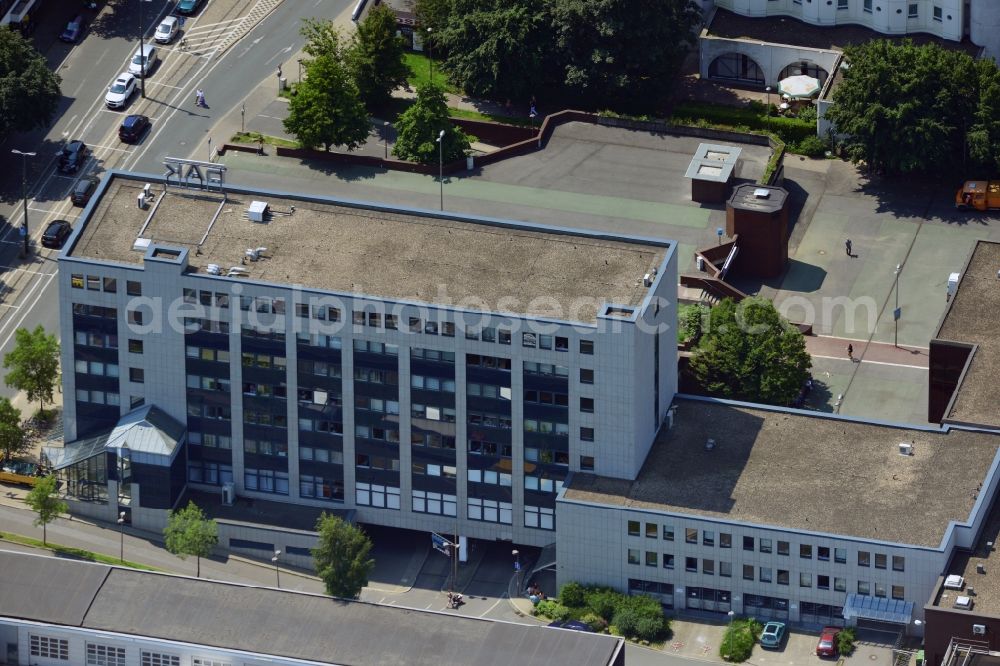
[[564, 400, 1000, 546], [69, 175, 668, 323]]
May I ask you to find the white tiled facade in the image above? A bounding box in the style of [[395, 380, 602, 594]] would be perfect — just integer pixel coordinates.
[[59, 202, 677, 547], [713, 0, 965, 41]]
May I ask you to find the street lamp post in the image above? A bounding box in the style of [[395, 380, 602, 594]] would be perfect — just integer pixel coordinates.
[[436, 129, 445, 211], [512, 549, 521, 591], [11, 149, 35, 257], [117, 511, 126, 563], [297, 59, 303, 84], [207, 136, 212, 162], [272, 550, 281, 587], [765, 86, 772, 132], [894, 263, 902, 348], [383, 121, 390, 159], [240, 103, 245, 134], [137, 0, 149, 98], [426, 28, 433, 84], [726, 610, 736, 658]]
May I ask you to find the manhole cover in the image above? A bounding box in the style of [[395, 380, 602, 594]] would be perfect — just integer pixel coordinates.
[[819, 250, 826, 255], [870, 655, 879, 660]]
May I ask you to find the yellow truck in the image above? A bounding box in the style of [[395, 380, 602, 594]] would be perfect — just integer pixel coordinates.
[[956, 181, 1000, 211], [0, 461, 42, 487]]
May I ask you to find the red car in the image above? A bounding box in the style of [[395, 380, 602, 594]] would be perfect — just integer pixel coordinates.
[[816, 627, 840, 658]]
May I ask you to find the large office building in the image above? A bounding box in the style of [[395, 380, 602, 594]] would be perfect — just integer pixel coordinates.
[[53, 170, 677, 544], [0, 549, 626, 666]]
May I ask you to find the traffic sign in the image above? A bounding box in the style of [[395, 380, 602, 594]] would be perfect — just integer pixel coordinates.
[[431, 532, 451, 556]]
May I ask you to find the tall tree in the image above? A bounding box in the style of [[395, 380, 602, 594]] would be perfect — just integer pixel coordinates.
[[0, 397, 27, 463], [551, 0, 701, 111], [0, 26, 61, 137], [349, 4, 411, 109], [300, 17, 345, 60], [284, 54, 371, 152], [393, 83, 471, 164], [437, 0, 554, 100], [968, 58, 1000, 173], [415, 0, 453, 43], [3, 325, 60, 416], [688, 298, 811, 406], [827, 40, 979, 175], [164, 501, 219, 577], [25, 476, 66, 545], [312, 513, 374, 598]]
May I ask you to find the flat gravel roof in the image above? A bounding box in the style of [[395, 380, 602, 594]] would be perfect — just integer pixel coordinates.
[[937, 241, 1000, 429], [69, 176, 667, 323], [563, 400, 1000, 546]]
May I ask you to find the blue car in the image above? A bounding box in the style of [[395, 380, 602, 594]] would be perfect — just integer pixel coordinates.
[[760, 621, 787, 649], [60, 14, 84, 43], [176, 0, 203, 14], [548, 620, 594, 632]]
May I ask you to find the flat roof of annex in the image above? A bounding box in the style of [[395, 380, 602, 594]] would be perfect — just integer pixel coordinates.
[[563, 400, 1000, 547], [67, 174, 669, 324], [936, 241, 1000, 429]]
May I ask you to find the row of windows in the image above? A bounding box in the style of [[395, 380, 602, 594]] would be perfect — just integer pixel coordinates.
[[241, 325, 285, 343], [297, 332, 342, 348], [631, 523, 906, 572], [412, 348, 455, 363], [524, 419, 569, 436], [469, 439, 513, 457], [245, 468, 289, 494], [355, 453, 400, 470], [355, 396, 399, 414], [412, 461, 457, 478], [186, 346, 230, 363], [413, 489, 457, 515], [468, 468, 512, 486], [183, 317, 229, 334], [414, 432, 457, 449], [244, 438, 287, 457], [300, 447, 344, 464], [188, 432, 232, 449], [629, 551, 906, 599], [301, 474, 344, 500], [468, 497, 513, 524], [75, 330, 118, 349], [183, 288, 231, 309], [242, 352, 287, 371], [188, 403, 232, 420], [524, 475, 563, 493], [75, 360, 119, 377], [411, 375, 456, 392], [187, 461, 234, 485], [71, 274, 119, 293], [355, 425, 400, 442], [524, 389, 569, 407], [466, 353, 512, 370], [187, 375, 230, 392], [525, 447, 569, 466], [412, 404, 457, 422], [244, 409, 288, 428], [353, 339, 398, 355], [76, 389, 121, 406], [468, 411, 513, 430], [357, 482, 400, 508], [299, 359, 342, 378], [73, 303, 117, 318], [354, 367, 398, 385]]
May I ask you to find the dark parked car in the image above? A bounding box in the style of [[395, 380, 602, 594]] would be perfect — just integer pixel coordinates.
[[60, 15, 85, 43], [41, 220, 72, 249], [118, 114, 150, 143], [58, 140, 88, 174], [547, 620, 594, 632], [176, 0, 203, 14], [70, 176, 100, 206]]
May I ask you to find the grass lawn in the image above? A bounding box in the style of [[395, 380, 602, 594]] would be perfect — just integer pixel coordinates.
[[448, 107, 536, 127], [230, 131, 298, 149], [403, 52, 461, 94], [0, 531, 159, 571]]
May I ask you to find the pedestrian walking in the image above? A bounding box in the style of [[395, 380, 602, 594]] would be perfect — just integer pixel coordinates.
[[845, 238, 853, 256], [847, 344, 854, 360]]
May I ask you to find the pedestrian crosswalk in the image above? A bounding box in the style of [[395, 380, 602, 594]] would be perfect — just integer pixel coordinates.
[[213, 0, 284, 56], [173, 0, 284, 57]]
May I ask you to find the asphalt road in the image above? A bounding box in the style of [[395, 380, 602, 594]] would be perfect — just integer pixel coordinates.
[[0, 0, 350, 404]]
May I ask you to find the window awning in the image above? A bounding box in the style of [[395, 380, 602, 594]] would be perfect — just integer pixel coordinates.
[[843, 594, 914, 624]]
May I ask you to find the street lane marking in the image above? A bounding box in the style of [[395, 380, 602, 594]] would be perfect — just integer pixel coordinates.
[[0, 272, 57, 350], [810, 354, 927, 370], [184, 16, 244, 31], [90, 143, 135, 154]]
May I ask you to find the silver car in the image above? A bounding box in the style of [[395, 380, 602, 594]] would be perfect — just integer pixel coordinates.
[[128, 44, 157, 77], [154, 16, 179, 44]]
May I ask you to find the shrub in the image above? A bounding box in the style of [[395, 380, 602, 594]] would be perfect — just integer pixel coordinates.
[[720, 618, 762, 662], [793, 134, 829, 158], [797, 104, 818, 123], [634, 615, 666, 642], [559, 581, 586, 607], [612, 594, 668, 641], [534, 600, 572, 621], [837, 627, 857, 656], [612, 607, 641, 638], [584, 587, 621, 622], [678, 303, 710, 343], [580, 612, 608, 632]]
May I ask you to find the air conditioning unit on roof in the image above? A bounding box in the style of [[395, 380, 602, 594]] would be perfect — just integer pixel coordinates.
[[955, 596, 973, 610], [944, 575, 965, 590]]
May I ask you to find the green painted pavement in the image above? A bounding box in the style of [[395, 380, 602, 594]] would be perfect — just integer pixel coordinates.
[[220, 152, 712, 228]]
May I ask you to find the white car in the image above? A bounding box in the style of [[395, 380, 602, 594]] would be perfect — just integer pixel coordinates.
[[105, 73, 137, 109], [128, 44, 157, 77], [154, 16, 179, 44]]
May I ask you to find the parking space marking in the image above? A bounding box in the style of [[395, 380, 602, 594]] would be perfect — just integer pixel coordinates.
[[90, 143, 135, 155], [26, 207, 64, 216], [144, 81, 186, 90], [0, 304, 20, 310]]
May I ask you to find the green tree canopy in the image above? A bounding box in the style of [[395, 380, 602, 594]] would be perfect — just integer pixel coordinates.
[[312, 513, 374, 598], [26, 475, 66, 545], [688, 298, 811, 406], [393, 83, 471, 164], [284, 54, 371, 151], [300, 17, 345, 60], [437, 0, 554, 100], [349, 4, 411, 108], [0, 397, 26, 463], [0, 27, 61, 137], [551, 0, 700, 110], [164, 501, 219, 577], [827, 39, 1000, 176], [3, 325, 60, 415]]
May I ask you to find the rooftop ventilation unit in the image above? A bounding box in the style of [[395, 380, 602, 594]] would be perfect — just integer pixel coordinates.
[[753, 188, 771, 199], [132, 238, 151, 253], [247, 200, 269, 222], [899, 442, 913, 456], [974, 624, 987, 636], [977, 563, 986, 574], [969, 586, 977, 597], [245, 247, 268, 262], [206, 264, 221, 275], [944, 575, 965, 589], [643, 273, 653, 287], [955, 596, 973, 610]]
